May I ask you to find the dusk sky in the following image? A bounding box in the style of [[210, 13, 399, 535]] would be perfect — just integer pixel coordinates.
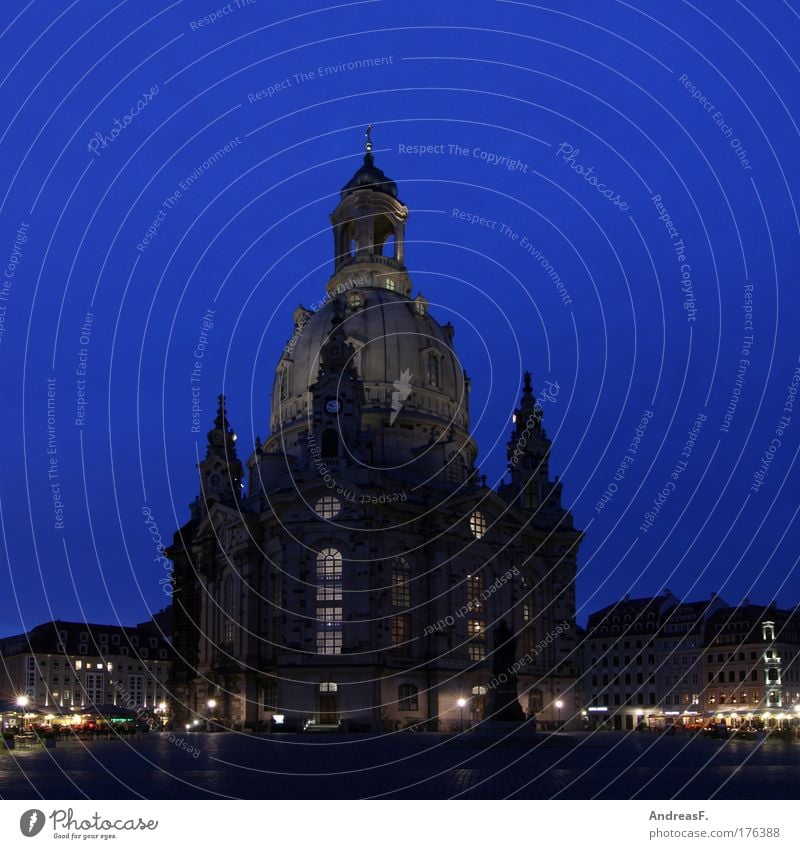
[[1, 0, 799, 636]]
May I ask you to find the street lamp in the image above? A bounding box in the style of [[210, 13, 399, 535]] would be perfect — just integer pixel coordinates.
[[555, 699, 564, 727], [16, 695, 29, 708], [457, 697, 467, 732], [207, 699, 217, 711]]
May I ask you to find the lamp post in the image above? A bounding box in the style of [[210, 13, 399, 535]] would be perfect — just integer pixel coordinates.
[[555, 699, 563, 728], [16, 695, 29, 731], [207, 699, 217, 732], [457, 697, 467, 733]]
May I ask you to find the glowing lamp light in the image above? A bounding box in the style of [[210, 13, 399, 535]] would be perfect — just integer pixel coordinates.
[[272, 714, 285, 725], [457, 698, 467, 708], [158, 702, 167, 712], [207, 699, 217, 710], [555, 700, 564, 709], [16, 695, 29, 708]]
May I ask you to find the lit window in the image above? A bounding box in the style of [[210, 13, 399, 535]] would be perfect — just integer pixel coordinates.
[[314, 494, 342, 520], [469, 511, 487, 539], [317, 607, 342, 624], [385, 278, 396, 292], [319, 682, 338, 693], [391, 556, 411, 608], [414, 296, 426, 316], [316, 548, 343, 601], [472, 685, 488, 696], [75, 660, 82, 670], [468, 618, 486, 660], [317, 550, 343, 654], [392, 614, 410, 651], [316, 630, 342, 655], [347, 291, 362, 310], [398, 683, 418, 711]]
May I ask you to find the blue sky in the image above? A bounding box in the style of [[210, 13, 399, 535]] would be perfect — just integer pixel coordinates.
[[1, 0, 799, 633]]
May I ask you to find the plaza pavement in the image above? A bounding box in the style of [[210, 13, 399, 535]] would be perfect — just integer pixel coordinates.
[[1, 731, 797, 800]]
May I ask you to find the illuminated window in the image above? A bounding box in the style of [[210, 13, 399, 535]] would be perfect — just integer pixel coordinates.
[[391, 556, 411, 608], [314, 494, 342, 520], [385, 278, 396, 291], [317, 550, 343, 654], [347, 291, 362, 310], [316, 548, 342, 601], [392, 614, 410, 651], [316, 630, 342, 655], [466, 573, 484, 612], [75, 660, 82, 670], [317, 607, 342, 623], [468, 618, 486, 660], [469, 511, 487, 539], [398, 683, 418, 711], [319, 682, 338, 693], [414, 296, 426, 316]]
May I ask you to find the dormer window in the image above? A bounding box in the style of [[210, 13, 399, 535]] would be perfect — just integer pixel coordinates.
[[414, 295, 427, 316], [279, 366, 289, 402], [425, 351, 441, 388]]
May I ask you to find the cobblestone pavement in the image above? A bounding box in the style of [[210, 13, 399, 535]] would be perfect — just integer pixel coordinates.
[[1, 732, 798, 799]]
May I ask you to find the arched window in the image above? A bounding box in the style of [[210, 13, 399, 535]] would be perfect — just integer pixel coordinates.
[[528, 689, 543, 714], [398, 683, 418, 711], [321, 428, 338, 458], [316, 549, 342, 602], [425, 351, 440, 387], [222, 574, 235, 643]]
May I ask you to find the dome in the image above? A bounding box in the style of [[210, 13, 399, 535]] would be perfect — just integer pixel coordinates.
[[340, 152, 398, 199], [272, 288, 467, 433]]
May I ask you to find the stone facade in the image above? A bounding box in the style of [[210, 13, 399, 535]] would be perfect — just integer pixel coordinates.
[[168, 139, 582, 732]]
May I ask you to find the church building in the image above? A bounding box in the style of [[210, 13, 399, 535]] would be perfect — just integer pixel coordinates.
[[168, 132, 583, 732]]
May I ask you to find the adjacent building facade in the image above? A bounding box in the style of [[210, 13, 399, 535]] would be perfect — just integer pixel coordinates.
[[168, 137, 583, 732], [582, 594, 800, 729], [0, 617, 171, 716], [702, 603, 800, 721]]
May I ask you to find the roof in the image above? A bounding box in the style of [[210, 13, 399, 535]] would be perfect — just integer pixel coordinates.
[[0, 619, 171, 658]]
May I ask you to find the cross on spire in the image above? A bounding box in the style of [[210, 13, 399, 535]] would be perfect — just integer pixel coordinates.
[[365, 123, 373, 153]]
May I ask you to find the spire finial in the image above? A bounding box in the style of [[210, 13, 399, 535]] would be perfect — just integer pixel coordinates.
[[214, 393, 228, 430], [365, 123, 374, 154], [523, 371, 533, 396]]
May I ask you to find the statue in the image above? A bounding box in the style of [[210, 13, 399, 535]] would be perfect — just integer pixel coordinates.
[[486, 619, 525, 722]]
